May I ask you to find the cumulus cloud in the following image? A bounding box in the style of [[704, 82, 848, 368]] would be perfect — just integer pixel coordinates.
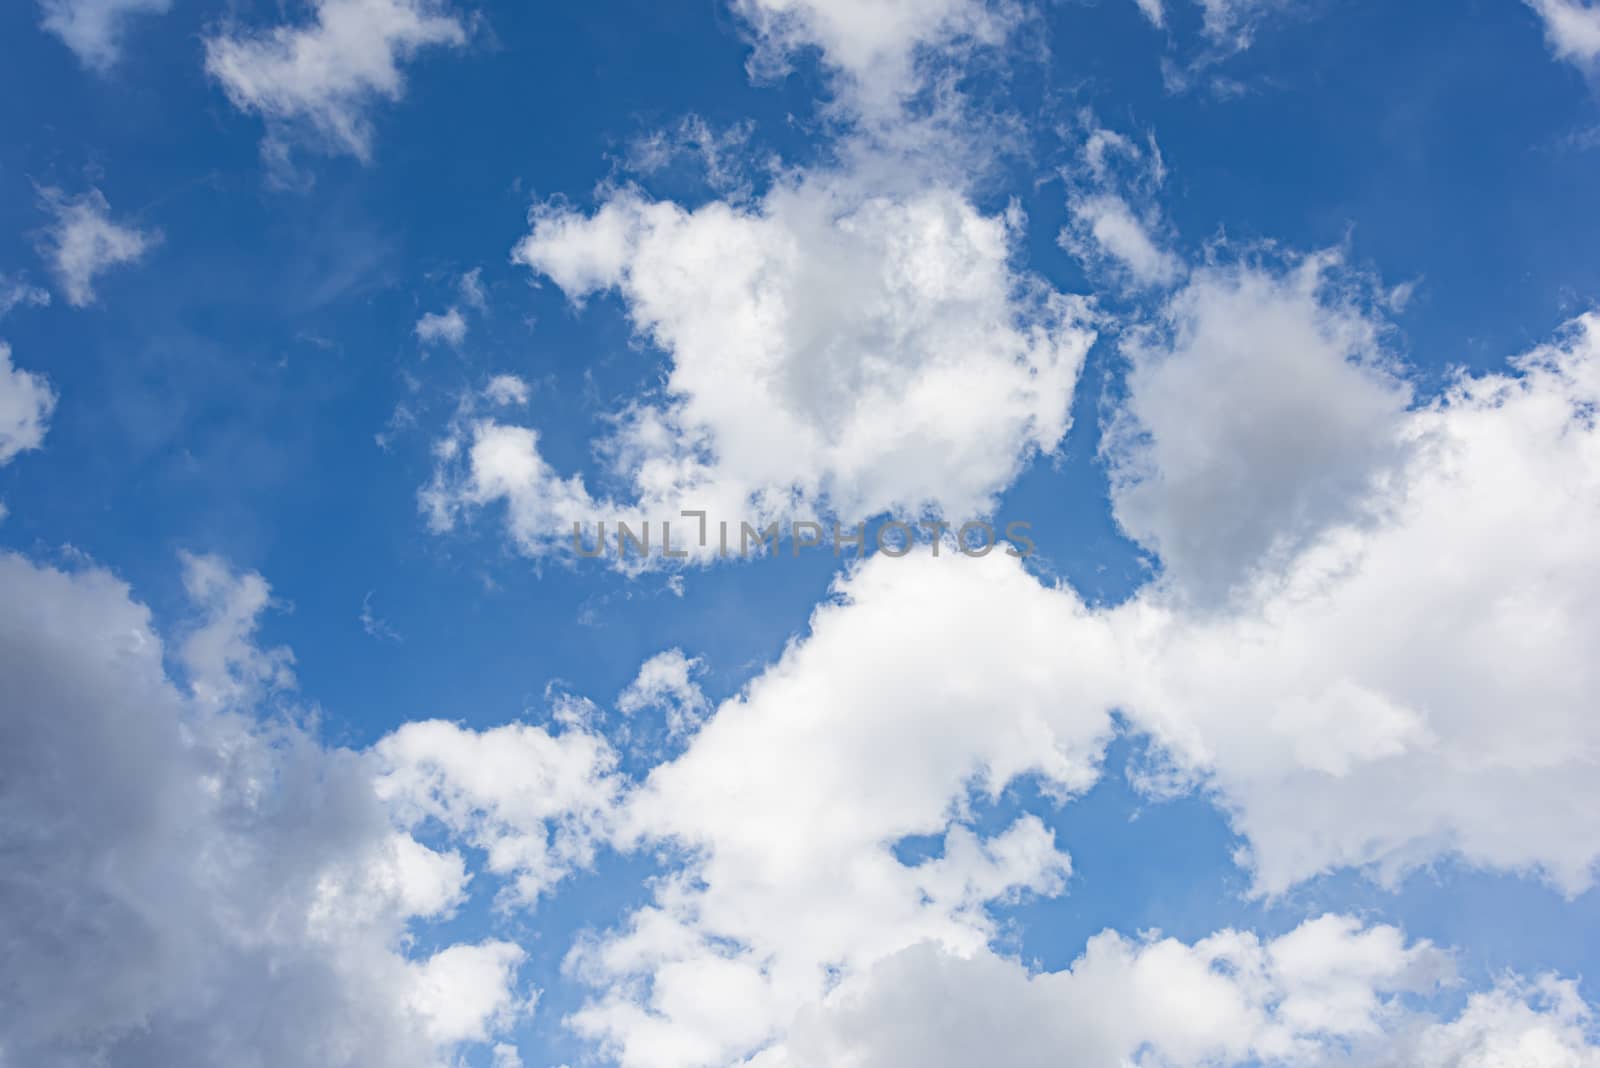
[[1527, 0, 1600, 70], [416, 270, 488, 348], [0, 549, 527, 1066], [757, 915, 1454, 1068], [1396, 977, 1600, 1067], [754, 924, 1600, 1068], [483, 374, 530, 407], [37, 0, 169, 69], [204, 0, 468, 164], [424, 164, 1091, 562], [1111, 308, 1600, 895], [37, 187, 158, 308], [0, 341, 57, 466], [416, 306, 468, 347], [733, 0, 1023, 116], [536, 284, 1600, 1055], [1105, 252, 1413, 606], [562, 552, 1121, 1066], [359, 522, 1600, 1065], [374, 716, 622, 908], [617, 648, 709, 738]]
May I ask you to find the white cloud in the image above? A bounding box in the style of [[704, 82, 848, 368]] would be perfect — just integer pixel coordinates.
[[626, 116, 760, 202], [204, 0, 468, 163], [458, 267, 488, 311], [429, 164, 1091, 562], [1400, 977, 1600, 1067], [0, 341, 57, 466], [617, 649, 709, 737], [1059, 119, 1182, 290], [38, 187, 158, 308], [382, 523, 1600, 1066], [37, 0, 169, 69], [1155, 0, 1298, 94], [483, 375, 530, 407], [564, 551, 1122, 1066], [416, 306, 468, 347], [176, 550, 298, 711], [1527, 0, 1600, 69], [408, 942, 530, 1046], [1193, 0, 1292, 49], [1065, 193, 1183, 287], [757, 915, 1454, 1068], [754, 923, 1600, 1068], [733, 0, 1023, 116], [0, 549, 525, 1066], [0, 274, 51, 319], [1111, 308, 1600, 895], [416, 270, 488, 348], [373, 717, 622, 908], [1133, 0, 1166, 27], [1105, 253, 1413, 606], [551, 289, 1600, 1058]]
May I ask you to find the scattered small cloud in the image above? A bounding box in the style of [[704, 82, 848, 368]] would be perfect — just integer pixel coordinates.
[[37, 0, 170, 70], [361, 591, 403, 643], [415, 307, 468, 348], [36, 187, 158, 308]]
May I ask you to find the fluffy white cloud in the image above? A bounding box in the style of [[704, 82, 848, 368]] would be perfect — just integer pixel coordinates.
[[389, 525, 1600, 1068], [1398, 977, 1600, 1068], [734, 0, 1022, 115], [1105, 253, 1413, 605], [427, 166, 1091, 562], [1527, 0, 1600, 69], [408, 942, 530, 1046], [416, 271, 488, 347], [484, 374, 531, 407], [416, 306, 468, 347], [37, 0, 169, 69], [176, 549, 298, 710], [204, 0, 468, 163], [618, 649, 709, 737], [563, 551, 1122, 1067], [0, 550, 526, 1066], [544, 288, 1600, 1060], [38, 187, 158, 308], [0, 341, 57, 466], [374, 716, 622, 908], [756, 915, 1454, 1068], [1112, 307, 1600, 895]]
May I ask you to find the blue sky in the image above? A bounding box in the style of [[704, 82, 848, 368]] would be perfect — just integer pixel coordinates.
[[4, 1, 1600, 1066]]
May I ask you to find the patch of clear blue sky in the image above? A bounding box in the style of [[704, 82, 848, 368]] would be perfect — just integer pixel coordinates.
[[2, 0, 1597, 1062]]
